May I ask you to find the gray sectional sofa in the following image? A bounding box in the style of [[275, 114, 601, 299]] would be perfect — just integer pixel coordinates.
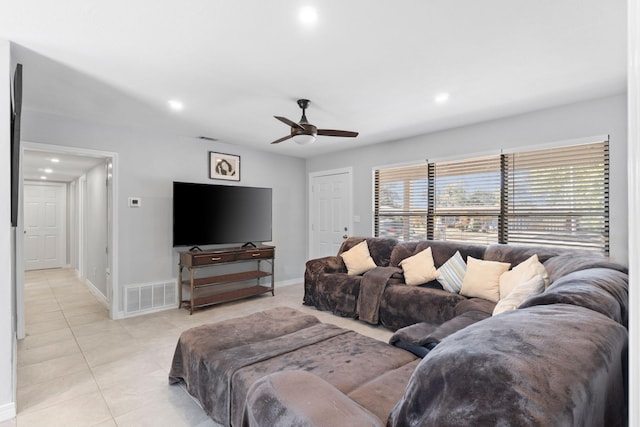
[[296, 236, 629, 425], [171, 236, 629, 426]]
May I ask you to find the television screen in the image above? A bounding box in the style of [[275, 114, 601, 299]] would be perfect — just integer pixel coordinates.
[[172, 181, 272, 247]]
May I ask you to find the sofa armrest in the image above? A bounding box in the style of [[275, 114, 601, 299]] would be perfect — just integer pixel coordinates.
[[304, 256, 347, 307], [305, 255, 347, 275], [390, 311, 490, 351], [243, 371, 384, 427]]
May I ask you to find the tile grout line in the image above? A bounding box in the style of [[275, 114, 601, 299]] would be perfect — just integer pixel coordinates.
[[21, 270, 120, 427], [55, 275, 121, 427]]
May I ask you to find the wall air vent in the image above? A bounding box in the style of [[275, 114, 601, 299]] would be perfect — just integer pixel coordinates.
[[124, 280, 177, 316]]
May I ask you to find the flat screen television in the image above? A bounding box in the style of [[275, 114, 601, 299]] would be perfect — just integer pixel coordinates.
[[172, 181, 272, 248]]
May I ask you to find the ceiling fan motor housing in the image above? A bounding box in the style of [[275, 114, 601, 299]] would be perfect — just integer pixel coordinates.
[[292, 123, 317, 137]]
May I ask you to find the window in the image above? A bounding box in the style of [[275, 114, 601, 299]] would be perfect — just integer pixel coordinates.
[[503, 142, 609, 252], [432, 155, 501, 245], [374, 164, 428, 240], [373, 140, 609, 254]]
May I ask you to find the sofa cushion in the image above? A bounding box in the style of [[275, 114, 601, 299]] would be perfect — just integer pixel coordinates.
[[498, 254, 548, 298], [399, 247, 438, 286], [339, 237, 397, 268], [379, 286, 466, 331], [347, 359, 421, 423], [390, 240, 486, 268], [453, 298, 496, 316], [484, 243, 570, 265], [519, 268, 629, 326], [436, 251, 466, 293], [493, 274, 545, 316], [341, 241, 377, 276], [543, 253, 628, 285], [244, 371, 385, 427], [459, 257, 510, 302]]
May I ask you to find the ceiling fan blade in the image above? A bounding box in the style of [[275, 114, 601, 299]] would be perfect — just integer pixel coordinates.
[[317, 129, 359, 138], [274, 116, 305, 130], [271, 134, 293, 144]]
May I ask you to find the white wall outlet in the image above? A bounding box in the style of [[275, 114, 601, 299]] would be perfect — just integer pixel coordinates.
[[353, 215, 361, 223], [128, 197, 141, 207]]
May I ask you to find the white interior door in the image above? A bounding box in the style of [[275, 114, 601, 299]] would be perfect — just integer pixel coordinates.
[[24, 182, 67, 271], [309, 169, 352, 260]]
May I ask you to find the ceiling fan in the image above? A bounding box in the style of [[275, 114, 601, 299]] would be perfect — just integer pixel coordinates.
[[271, 99, 359, 145]]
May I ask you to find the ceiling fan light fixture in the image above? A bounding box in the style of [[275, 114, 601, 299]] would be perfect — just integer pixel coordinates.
[[293, 134, 316, 145]]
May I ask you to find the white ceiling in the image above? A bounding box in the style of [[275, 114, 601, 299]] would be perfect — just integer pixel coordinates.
[[1, 0, 627, 162], [22, 150, 106, 182]]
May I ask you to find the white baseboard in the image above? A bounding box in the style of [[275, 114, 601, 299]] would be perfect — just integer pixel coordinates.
[[275, 277, 303, 287], [0, 402, 16, 422], [118, 303, 178, 319], [84, 278, 109, 308]]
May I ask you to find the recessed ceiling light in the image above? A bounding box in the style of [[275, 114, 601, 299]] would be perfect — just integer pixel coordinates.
[[168, 99, 184, 111], [299, 6, 318, 25], [40, 176, 47, 180], [50, 158, 60, 163], [44, 168, 53, 173], [435, 93, 450, 104]]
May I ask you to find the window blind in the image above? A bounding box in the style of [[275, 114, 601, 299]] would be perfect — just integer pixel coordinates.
[[503, 141, 609, 252], [432, 155, 501, 245], [373, 140, 609, 254], [374, 163, 429, 240]]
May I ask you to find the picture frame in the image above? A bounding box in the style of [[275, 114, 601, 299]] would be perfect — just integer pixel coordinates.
[[209, 151, 240, 181]]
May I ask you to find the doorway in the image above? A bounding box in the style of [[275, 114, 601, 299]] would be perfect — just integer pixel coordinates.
[[308, 168, 353, 260], [16, 142, 118, 339]]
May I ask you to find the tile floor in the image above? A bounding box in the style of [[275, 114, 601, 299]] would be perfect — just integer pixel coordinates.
[[2, 268, 392, 427]]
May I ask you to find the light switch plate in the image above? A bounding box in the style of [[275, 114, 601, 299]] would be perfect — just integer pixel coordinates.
[[128, 197, 141, 207]]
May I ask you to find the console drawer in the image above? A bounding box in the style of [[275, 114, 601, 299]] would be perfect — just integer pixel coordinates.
[[237, 248, 274, 260], [191, 253, 237, 265]]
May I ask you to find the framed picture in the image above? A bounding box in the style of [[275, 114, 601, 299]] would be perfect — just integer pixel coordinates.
[[209, 151, 240, 181]]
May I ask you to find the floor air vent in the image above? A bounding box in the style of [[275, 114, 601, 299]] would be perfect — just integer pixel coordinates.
[[125, 280, 177, 316]]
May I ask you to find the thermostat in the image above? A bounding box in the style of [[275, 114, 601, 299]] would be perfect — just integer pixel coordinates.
[[128, 197, 141, 207]]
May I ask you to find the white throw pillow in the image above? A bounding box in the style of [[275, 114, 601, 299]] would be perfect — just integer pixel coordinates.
[[399, 247, 438, 286], [498, 254, 549, 299], [340, 241, 377, 276], [493, 274, 545, 315], [459, 257, 511, 302], [436, 251, 467, 293]]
